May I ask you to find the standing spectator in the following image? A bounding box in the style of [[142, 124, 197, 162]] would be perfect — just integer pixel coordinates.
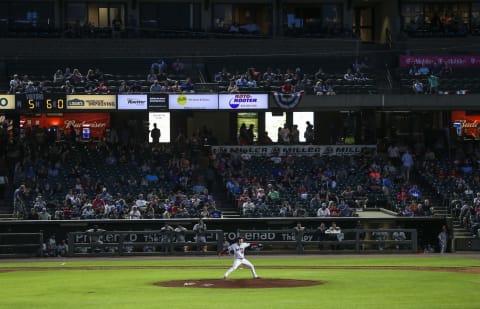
[[304, 121, 314, 144], [151, 123, 161, 144], [428, 74, 439, 94], [13, 184, 26, 218], [112, 15, 123, 38], [291, 125, 300, 144], [401, 149, 414, 182]]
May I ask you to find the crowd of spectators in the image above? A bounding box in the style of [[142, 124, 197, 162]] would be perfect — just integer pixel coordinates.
[[214, 57, 374, 96], [6, 57, 377, 96], [209, 139, 438, 218], [7, 123, 222, 221], [7, 58, 195, 96]]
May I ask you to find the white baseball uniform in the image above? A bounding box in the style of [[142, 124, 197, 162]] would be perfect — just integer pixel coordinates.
[[223, 242, 259, 279]]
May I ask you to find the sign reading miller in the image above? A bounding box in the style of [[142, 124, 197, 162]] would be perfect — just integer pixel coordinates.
[[211, 145, 377, 156]]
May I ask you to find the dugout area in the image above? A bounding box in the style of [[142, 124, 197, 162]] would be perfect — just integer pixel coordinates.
[[0, 216, 449, 258]]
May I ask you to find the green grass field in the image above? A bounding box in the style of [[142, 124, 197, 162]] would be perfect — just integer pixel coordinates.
[[1, 254, 479, 309]]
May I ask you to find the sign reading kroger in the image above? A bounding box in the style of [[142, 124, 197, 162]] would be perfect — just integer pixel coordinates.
[[66, 95, 116, 110], [117, 94, 148, 110], [219, 94, 268, 109]]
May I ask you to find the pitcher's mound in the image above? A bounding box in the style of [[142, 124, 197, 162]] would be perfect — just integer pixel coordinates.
[[155, 278, 323, 288]]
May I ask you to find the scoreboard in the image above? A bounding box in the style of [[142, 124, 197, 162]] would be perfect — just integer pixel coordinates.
[[16, 94, 67, 112]]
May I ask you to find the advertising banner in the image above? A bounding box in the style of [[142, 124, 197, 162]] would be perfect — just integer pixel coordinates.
[[399, 55, 480, 68], [0, 94, 15, 110], [148, 93, 169, 110], [168, 94, 218, 110], [451, 111, 480, 139], [211, 145, 377, 156], [20, 113, 110, 138], [219, 94, 268, 109], [117, 94, 148, 110], [66, 95, 116, 110]]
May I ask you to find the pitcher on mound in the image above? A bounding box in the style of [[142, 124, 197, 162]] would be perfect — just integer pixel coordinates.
[[220, 236, 259, 279]]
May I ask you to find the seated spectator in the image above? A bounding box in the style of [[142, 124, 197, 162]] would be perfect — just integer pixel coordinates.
[[412, 79, 424, 94], [70, 68, 84, 85], [53, 69, 64, 84], [418, 64, 430, 75], [242, 197, 255, 215], [180, 77, 194, 92], [235, 75, 248, 87], [227, 81, 239, 93], [128, 205, 142, 219], [281, 79, 294, 93], [130, 81, 141, 92], [146, 69, 158, 82], [118, 81, 130, 93], [323, 80, 335, 95], [94, 82, 109, 94], [408, 64, 420, 76], [150, 80, 162, 93], [9, 74, 22, 93], [24, 81, 37, 93], [317, 202, 330, 217], [431, 62, 442, 76], [343, 68, 355, 81], [314, 67, 327, 81], [441, 62, 453, 76], [314, 81, 324, 95], [263, 67, 276, 81], [246, 77, 257, 88]]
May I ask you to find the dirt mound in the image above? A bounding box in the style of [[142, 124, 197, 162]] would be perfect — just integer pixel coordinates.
[[155, 278, 323, 288]]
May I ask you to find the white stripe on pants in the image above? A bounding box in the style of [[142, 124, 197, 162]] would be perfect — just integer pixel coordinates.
[[224, 258, 258, 278]]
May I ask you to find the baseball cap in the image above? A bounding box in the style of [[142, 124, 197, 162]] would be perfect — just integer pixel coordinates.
[[321, 202, 327, 207]]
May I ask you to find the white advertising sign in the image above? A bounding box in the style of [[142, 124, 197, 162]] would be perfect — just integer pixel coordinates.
[[168, 94, 218, 110], [219, 94, 268, 109], [117, 94, 148, 110]]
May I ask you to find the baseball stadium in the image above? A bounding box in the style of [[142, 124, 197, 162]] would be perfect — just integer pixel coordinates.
[[0, 0, 480, 308]]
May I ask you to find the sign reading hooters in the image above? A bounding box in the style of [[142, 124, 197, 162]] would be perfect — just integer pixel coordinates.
[[219, 94, 268, 110], [67, 95, 116, 110], [211, 145, 377, 156]]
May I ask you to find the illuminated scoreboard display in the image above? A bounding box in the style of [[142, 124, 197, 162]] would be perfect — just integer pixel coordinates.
[[16, 94, 67, 112]]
